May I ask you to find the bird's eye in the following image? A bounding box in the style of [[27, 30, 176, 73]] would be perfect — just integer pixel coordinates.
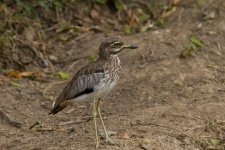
[[113, 42, 122, 48]]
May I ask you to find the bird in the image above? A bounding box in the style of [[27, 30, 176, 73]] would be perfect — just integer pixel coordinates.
[[49, 37, 138, 148]]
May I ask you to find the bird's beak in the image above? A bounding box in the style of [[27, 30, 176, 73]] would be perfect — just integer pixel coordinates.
[[112, 44, 138, 54], [122, 44, 138, 49]]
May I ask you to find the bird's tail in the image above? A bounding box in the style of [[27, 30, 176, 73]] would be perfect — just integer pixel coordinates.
[[49, 100, 72, 115]]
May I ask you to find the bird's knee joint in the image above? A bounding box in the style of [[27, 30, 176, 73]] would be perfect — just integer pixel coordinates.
[[92, 109, 97, 117]]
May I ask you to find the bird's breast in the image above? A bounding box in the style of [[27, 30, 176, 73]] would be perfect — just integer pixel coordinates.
[[94, 56, 121, 96]]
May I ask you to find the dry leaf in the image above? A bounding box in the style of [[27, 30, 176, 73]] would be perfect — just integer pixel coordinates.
[[117, 131, 130, 139], [90, 9, 99, 19], [7, 71, 46, 79], [171, 0, 181, 6], [24, 26, 36, 42], [0, 75, 9, 82], [162, 7, 177, 18], [122, 132, 130, 139]]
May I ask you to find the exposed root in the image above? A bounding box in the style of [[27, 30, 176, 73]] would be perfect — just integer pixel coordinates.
[[0, 108, 22, 128], [58, 116, 92, 126]]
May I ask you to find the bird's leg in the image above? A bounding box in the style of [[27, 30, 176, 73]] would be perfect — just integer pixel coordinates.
[[96, 99, 115, 144], [92, 100, 99, 148]]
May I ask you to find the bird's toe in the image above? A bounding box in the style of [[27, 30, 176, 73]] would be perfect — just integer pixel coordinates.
[[106, 137, 118, 145]]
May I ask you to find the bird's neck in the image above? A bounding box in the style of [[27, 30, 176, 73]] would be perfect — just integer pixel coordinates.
[[109, 54, 120, 62], [101, 55, 121, 71], [100, 54, 119, 61]]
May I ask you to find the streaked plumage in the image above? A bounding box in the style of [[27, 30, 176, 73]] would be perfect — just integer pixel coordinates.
[[50, 56, 121, 114], [49, 37, 138, 148]]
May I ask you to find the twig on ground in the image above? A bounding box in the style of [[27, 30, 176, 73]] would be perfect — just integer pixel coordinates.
[[0, 108, 22, 128], [14, 37, 50, 68], [170, 114, 203, 122], [59, 116, 92, 126], [43, 23, 60, 32], [56, 56, 87, 64], [11, 42, 26, 69], [65, 59, 83, 72], [42, 80, 67, 101], [184, 125, 205, 135], [35, 128, 55, 132]]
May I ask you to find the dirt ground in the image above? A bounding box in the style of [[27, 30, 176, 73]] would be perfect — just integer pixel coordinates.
[[1, 1, 225, 150]]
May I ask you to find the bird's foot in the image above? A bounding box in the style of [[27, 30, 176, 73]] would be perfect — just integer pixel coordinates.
[[105, 136, 117, 145], [98, 130, 118, 146], [95, 142, 100, 149]]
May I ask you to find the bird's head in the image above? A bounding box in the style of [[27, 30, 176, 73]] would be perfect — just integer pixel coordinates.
[[98, 37, 138, 58]]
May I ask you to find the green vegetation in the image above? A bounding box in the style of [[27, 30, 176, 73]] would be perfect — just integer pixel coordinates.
[[180, 36, 203, 58], [0, 0, 181, 71], [9, 81, 21, 87], [56, 71, 70, 80]]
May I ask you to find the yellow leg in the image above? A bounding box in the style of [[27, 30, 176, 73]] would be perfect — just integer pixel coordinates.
[[96, 99, 114, 144], [92, 100, 99, 148]]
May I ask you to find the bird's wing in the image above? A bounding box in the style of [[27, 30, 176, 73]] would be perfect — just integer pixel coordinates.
[[49, 65, 105, 114]]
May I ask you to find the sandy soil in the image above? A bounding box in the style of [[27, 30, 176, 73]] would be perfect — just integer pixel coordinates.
[[1, 1, 225, 150]]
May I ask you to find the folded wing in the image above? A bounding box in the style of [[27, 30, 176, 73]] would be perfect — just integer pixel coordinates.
[[49, 67, 105, 114]]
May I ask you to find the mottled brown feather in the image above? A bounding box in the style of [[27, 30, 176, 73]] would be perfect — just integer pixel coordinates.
[[49, 62, 105, 114], [49, 37, 130, 115]]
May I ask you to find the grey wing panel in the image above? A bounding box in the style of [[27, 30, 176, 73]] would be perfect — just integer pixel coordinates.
[[57, 72, 105, 101], [50, 66, 105, 114]]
